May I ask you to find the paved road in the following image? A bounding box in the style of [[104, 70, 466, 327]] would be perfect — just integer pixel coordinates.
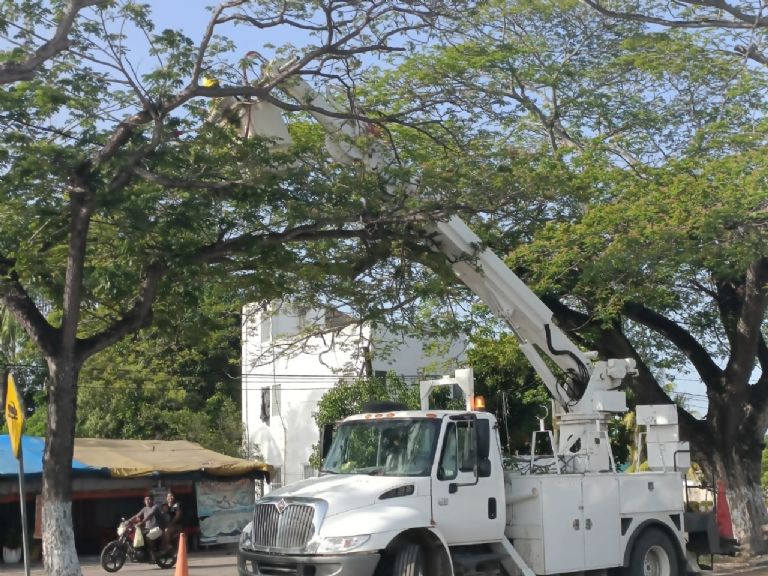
[[2, 552, 768, 575], [0, 549, 238, 576]]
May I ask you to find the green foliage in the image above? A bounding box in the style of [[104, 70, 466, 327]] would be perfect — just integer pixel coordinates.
[[467, 331, 549, 454], [75, 283, 245, 457], [313, 373, 420, 428]]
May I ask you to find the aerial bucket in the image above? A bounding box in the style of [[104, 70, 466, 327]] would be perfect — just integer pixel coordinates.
[[240, 99, 292, 148]]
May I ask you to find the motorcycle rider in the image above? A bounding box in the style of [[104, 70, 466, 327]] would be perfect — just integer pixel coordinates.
[[130, 494, 162, 558]]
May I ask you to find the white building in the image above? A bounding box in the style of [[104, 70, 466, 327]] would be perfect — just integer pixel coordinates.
[[241, 302, 466, 489]]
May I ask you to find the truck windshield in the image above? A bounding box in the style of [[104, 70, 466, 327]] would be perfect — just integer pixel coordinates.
[[321, 418, 442, 477]]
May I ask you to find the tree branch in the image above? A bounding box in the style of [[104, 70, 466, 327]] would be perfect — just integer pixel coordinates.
[[131, 167, 248, 191], [622, 300, 724, 388], [0, 262, 59, 357], [76, 262, 165, 361], [0, 0, 108, 85], [580, 0, 768, 29], [546, 297, 709, 440], [195, 224, 376, 263]]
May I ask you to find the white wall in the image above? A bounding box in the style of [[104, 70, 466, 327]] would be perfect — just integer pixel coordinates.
[[241, 303, 466, 489]]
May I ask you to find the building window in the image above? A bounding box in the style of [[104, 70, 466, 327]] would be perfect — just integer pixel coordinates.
[[271, 384, 281, 417], [324, 308, 351, 328], [260, 388, 270, 424], [260, 315, 271, 343], [271, 466, 282, 490]]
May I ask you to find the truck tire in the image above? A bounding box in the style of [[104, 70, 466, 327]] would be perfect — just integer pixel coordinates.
[[392, 542, 425, 576], [626, 527, 678, 576]]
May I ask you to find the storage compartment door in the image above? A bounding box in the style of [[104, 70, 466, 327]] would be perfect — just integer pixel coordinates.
[[541, 476, 584, 573], [583, 475, 621, 569]]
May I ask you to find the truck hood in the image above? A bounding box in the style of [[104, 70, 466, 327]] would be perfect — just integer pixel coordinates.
[[268, 474, 427, 518]]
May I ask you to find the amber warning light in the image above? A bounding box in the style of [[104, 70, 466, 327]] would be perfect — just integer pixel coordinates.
[[473, 395, 486, 411]]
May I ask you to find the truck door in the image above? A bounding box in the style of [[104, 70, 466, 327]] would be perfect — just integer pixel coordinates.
[[431, 418, 504, 544]]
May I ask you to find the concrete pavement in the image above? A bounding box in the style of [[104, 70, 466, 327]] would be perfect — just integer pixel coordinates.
[[0, 548, 238, 576]]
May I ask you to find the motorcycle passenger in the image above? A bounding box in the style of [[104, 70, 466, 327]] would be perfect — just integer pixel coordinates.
[[160, 491, 183, 552]]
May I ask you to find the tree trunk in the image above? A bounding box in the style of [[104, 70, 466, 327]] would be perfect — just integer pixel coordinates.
[[42, 359, 81, 576], [727, 475, 768, 555], [696, 421, 768, 556], [718, 455, 768, 555]]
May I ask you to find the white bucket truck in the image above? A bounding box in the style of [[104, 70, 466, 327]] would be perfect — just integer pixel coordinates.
[[221, 60, 730, 576]]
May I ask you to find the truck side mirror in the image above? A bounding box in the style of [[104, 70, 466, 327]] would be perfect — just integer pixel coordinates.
[[321, 424, 334, 460]]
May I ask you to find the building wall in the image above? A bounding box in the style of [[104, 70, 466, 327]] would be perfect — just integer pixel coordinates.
[[241, 303, 466, 489]]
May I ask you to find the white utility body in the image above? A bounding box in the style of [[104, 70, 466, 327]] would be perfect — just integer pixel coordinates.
[[227, 61, 711, 576]]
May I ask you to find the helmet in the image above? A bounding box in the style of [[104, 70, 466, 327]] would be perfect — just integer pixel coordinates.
[[201, 76, 220, 88]]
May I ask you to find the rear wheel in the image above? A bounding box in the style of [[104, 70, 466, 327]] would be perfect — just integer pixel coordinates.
[[155, 549, 177, 569], [626, 528, 678, 576], [392, 542, 425, 576], [100, 540, 126, 573]]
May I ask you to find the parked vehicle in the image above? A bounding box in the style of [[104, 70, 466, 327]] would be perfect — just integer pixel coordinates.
[[228, 61, 737, 576], [100, 518, 176, 572]]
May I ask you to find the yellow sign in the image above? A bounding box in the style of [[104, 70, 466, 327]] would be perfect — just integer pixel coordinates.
[[4, 373, 24, 459]]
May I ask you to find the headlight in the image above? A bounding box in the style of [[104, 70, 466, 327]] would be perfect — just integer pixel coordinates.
[[314, 534, 370, 554], [239, 522, 254, 550]]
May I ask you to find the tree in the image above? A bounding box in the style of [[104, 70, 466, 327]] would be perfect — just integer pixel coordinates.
[[0, 2, 487, 573], [579, 0, 768, 66], [75, 282, 245, 456], [374, 0, 768, 552], [0, 0, 108, 84]]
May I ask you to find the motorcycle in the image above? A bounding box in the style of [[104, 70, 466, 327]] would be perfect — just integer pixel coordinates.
[[100, 518, 177, 572]]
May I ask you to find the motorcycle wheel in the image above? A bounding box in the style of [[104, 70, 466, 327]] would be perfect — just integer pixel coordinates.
[[155, 549, 177, 570], [100, 540, 126, 573]]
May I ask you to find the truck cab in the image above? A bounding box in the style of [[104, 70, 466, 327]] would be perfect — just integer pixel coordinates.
[[237, 406, 508, 576]]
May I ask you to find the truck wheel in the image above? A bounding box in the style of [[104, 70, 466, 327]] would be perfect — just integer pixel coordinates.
[[392, 542, 425, 576], [627, 528, 678, 576]]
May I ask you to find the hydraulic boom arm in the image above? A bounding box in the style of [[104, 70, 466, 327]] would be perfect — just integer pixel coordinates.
[[219, 63, 637, 418]]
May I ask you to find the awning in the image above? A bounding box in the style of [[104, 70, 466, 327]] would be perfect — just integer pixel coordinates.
[[0, 435, 271, 479], [0, 435, 102, 476], [73, 438, 271, 479]]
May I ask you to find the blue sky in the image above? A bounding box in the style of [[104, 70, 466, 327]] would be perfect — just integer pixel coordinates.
[[131, 1, 313, 66]]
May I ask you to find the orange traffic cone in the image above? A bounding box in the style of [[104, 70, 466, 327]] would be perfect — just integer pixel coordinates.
[[174, 532, 189, 576], [716, 480, 735, 540]]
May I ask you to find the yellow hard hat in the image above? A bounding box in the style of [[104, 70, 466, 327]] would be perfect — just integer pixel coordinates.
[[201, 76, 219, 88]]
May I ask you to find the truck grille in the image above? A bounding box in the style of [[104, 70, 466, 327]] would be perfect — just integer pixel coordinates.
[[253, 501, 315, 550]]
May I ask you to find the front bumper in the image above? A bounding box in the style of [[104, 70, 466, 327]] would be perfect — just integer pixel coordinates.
[[237, 548, 381, 576]]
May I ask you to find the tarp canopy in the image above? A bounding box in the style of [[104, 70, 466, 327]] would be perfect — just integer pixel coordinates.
[[73, 438, 271, 478], [0, 436, 271, 479], [0, 435, 101, 477]]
